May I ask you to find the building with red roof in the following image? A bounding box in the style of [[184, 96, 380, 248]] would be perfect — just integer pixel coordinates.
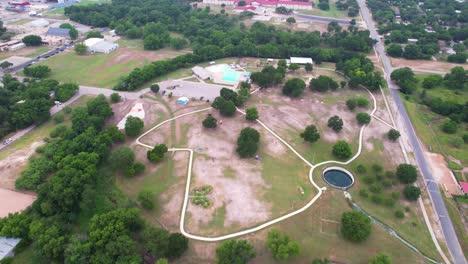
[[460, 182, 468, 193]]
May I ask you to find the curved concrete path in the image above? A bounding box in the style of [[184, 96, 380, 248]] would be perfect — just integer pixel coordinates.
[[135, 88, 378, 242]]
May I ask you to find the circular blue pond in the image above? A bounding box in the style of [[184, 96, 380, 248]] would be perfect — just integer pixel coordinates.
[[323, 167, 354, 190]]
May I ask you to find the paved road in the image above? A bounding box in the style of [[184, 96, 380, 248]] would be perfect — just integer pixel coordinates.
[[356, 0, 467, 263], [294, 13, 350, 25]]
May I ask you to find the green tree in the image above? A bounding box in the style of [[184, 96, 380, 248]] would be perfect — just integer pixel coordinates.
[[53, 113, 64, 124], [0, 61, 12, 69], [110, 93, 121, 103], [60, 23, 78, 39], [390, 67, 417, 94], [23, 65, 51, 78], [167, 233, 189, 259], [310, 75, 339, 92], [346, 99, 357, 111], [236, 127, 260, 158], [422, 74, 443, 89], [55, 83, 79, 102], [327, 115, 343, 132], [125, 116, 144, 137], [387, 129, 400, 141], [356, 97, 369, 107], [86, 30, 103, 39], [216, 240, 256, 264], [170, 37, 188, 50], [332, 140, 352, 159], [74, 43, 87, 55], [386, 44, 403, 57], [22, 35, 42, 46], [213, 97, 237, 117], [356, 112, 371, 125], [444, 66, 466, 90], [300, 125, 320, 143], [141, 226, 169, 258], [151, 84, 160, 93], [312, 258, 330, 264], [403, 186, 421, 201], [283, 78, 306, 97], [441, 119, 458, 134], [305, 63, 313, 72], [286, 17, 296, 24], [245, 107, 259, 121], [109, 146, 135, 171], [396, 164, 418, 184], [203, 114, 217, 128], [138, 190, 155, 210], [369, 252, 392, 264], [341, 211, 372, 242], [266, 230, 301, 260], [147, 144, 168, 163]]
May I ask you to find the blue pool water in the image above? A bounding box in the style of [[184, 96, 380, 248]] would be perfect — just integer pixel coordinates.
[[222, 71, 241, 82], [323, 169, 354, 189]]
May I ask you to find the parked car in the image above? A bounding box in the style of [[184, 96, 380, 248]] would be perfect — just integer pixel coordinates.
[[2, 138, 13, 145]]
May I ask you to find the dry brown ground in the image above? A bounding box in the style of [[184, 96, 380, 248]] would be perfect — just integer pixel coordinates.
[[390, 58, 468, 72], [426, 152, 462, 197], [0, 188, 36, 218]]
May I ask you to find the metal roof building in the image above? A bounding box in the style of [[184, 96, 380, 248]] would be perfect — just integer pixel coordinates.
[[192, 66, 211, 80], [290, 57, 313, 64], [46, 27, 70, 38], [0, 237, 21, 261], [84, 38, 119, 54]]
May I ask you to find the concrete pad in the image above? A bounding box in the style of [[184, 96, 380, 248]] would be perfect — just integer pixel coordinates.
[[158, 80, 227, 101], [0, 56, 31, 67]]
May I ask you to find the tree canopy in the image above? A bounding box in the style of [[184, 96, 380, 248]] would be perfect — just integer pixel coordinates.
[[236, 127, 260, 158], [396, 164, 418, 184], [341, 211, 372, 242], [266, 230, 301, 260], [125, 116, 144, 137], [300, 125, 320, 143], [216, 240, 256, 264], [283, 78, 306, 97]]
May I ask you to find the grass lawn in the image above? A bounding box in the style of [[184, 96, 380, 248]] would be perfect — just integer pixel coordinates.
[[443, 193, 468, 258], [12, 245, 35, 264], [0, 95, 92, 161], [297, 1, 350, 19]]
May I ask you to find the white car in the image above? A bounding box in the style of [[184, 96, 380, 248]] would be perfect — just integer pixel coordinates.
[[2, 138, 13, 145]]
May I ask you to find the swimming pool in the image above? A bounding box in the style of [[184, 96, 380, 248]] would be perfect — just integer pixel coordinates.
[[207, 64, 245, 82], [222, 71, 241, 82]]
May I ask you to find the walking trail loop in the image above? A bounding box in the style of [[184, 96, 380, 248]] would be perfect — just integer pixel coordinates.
[[135, 88, 377, 242]]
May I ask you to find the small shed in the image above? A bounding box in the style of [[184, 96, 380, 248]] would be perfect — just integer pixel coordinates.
[[0, 237, 21, 261], [290, 57, 313, 64]]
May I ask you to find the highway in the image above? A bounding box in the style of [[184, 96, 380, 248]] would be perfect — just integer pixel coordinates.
[[294, 12, 350, 25], [356, 0, 467, 263]]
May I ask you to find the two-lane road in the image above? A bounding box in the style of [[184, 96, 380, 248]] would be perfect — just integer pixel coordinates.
[[356, 0, 466, 263]]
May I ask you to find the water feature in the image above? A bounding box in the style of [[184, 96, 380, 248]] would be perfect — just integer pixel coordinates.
[[323, 167, 354, 190]]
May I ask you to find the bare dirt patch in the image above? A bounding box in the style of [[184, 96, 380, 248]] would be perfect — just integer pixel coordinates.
[[390, 58, 468, 72], [0, 141, 43, 190], [426, 152, 461, 197], [0, 188, 36, 217]]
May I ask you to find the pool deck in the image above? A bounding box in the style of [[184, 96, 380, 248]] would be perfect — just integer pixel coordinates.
[[158, 80, 227, 101]]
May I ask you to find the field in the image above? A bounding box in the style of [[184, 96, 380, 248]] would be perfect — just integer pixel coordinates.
[[297, 0, 350, 19], [35, 38, 190, 88], [402, 75, 467, 168], [0, 46, 52, 61]]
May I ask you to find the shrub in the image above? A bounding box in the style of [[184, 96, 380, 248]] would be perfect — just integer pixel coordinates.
[[372, 164, 383, 172], [396, 164, 418, 184], [356, 112, 371, 125], [202, 114, 217, 128], [395, 210, 405, 218], [236, 127, 260, 158], [369, 183, 382, 194], [451, 137, 464, 148], [327, 115, 343, 132], [125, 116, 144, 137], [356, 164, 367, 174], [441, 119, 458, 134], [245, 107, 259, 121], [138, 190, 155, 210], [383, 197, 396, 207], [266, 230, 300, 260], [371, 194, 383, 204], [309, 75, 338, 92], [300, 125, 320, 143], [405, 206, 411, 212], [50, 124, 69, 138], [332, 140, 352, 159], [216, 240, 256, 264], [403, 186, 421, 201], [359, 189, 369, 198], [282, 78, 306, 97], [363, 175, 375, 184], [125, 162, 145, 177], [346, 99, 357, 111], [110, 93, 121, 103], [147, 144, 168, 163], [341, 211, 371, 242], [463, 133, 468, 144], [109, 146, 135, 172], [24, 65, 51, 78], [356, 97, 369, 107], [150, 84, 160, 93], [387, 129, 401, 141], [53, 113, 64, 124], [382, 179, 392, 187], [385, 171, 395, 178], [167, 233, 189, 258]]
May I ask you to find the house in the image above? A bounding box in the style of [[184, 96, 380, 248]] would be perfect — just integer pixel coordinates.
[[0, 237, 21, 261], [41, 35, 68, 46], [46, 27, 70, 38], [408, 38, 418, 44], [192, 66, 211, 80], [84, 38, 119, 54], [290, 57, 313, 64]]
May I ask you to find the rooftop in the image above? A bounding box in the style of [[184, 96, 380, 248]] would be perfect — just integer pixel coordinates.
[[460, 182, 468, 193], [46, 27, 70, 38], [0, 237, 21, 260]]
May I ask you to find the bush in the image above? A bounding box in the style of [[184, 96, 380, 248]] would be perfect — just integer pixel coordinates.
[[363, 175, 375, 184], [63, 106, 72, 114], [125, 116, 144, 137], [282, 78, 306, 97], [125, 162, 145, 177], [371, 194, 383, 204], [385, 171, 395, 178], [383, 197, 396, 207], [310, 75, 338, 92], [403, 185, 421, 201], [236, 127, 260, 158], [138, 190, 155, 210], [369, 183, 382, 194], [327, 115, 343, 132], [22, 35, 42, 46], [346, 99, 357, 111], [151, 84, 160, 93], [382, 179, 392, 187], [441, 119, 458, 134], [53, 113, 65, 124], [245, 107, 259, 121], [300, 125, 320, 143], [356, 164, 367, 174], [202, 114, 217, 128], [109, 147, 135, 172], [266, 230, 300, 260], [394, 210, 405, 218], [372, 164, 383, 172], [356, 97, 369, 107], [216, 240, 256, 264], [332, 140, 352, 159], [356, 112, 371, 125], [110, 93, 121, 103], [341, 211, 371, 242], [396, 164, 418, 184], [359, 189, 369, 198], [23, 65, 51, 78], [167, 233, 189, 258], [464, 133, 468, 144], [147, 144, 168, 163], [451, 137, 464, 148], [387, 129, 400, 141]]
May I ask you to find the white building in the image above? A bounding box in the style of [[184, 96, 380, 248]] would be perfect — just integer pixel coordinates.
[[84, 38, 119, 53], [192, 66, 212, 80], [290, 57, 313, 64]]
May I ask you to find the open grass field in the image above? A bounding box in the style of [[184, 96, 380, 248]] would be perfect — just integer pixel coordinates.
[[443, 193, 468, 258], [35, 38, 189, 88], [297, 0, 350, 19]]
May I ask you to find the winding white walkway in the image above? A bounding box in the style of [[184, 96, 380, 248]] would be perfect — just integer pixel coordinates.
[[135, 87, 379, 242]]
